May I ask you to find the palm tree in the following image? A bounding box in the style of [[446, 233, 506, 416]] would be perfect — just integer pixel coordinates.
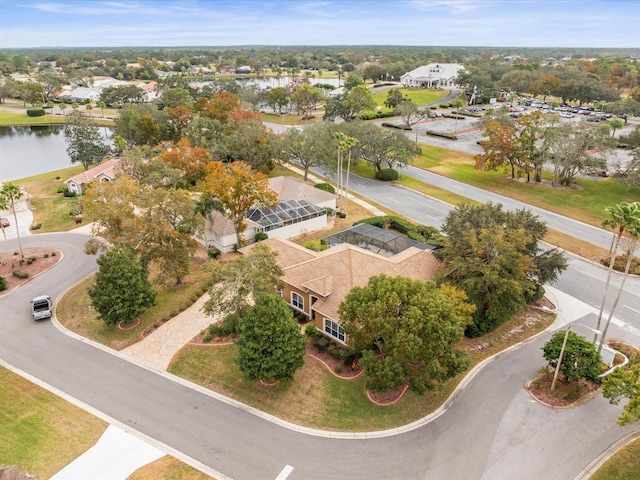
[[0, 193, 10, 267], [597, 201, 640, 353], [341, 135, 358, 217], [98, 101, 106, 118], [85, 103, 93, 116], [1, 183, 25, 263]]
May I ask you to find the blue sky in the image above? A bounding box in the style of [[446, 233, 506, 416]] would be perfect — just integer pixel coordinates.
[[0, 0, 639, 49]]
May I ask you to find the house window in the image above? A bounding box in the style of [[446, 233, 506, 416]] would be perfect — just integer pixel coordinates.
[[324, 318, 345, 342], [291, 292, 304, 311]]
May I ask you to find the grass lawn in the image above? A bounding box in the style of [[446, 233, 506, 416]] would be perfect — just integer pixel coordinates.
[[591, 436, 640, 480], [372, 88, 450, 112], [14, 165, 85, 233], [168, 306, 553, 431], [0, 109, 114, 127], [57, 251, 212, 351], [0, 110, 68, 126], [0, 366, 106, 479], [411, 143, 640, 227], [128, 456, 213, 480]]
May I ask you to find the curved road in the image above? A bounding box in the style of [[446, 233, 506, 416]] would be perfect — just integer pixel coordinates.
[[0, 234, 637, 478]]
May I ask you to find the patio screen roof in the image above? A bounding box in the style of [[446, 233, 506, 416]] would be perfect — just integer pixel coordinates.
[[247, 199, 326, 232], [322, 223, 434, 257]]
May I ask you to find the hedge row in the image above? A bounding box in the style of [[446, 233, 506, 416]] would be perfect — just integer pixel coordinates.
[[353, 215, 445, 247], [381, 122, 411, 130], [315, 183, 335, 194], [425, 130, 458, 140], [457, 111, 482, 117], [442, 113, 466, 120], [354, 110, 396, 121], [375, 169, 399, 181], [26, 108, 45, 117]]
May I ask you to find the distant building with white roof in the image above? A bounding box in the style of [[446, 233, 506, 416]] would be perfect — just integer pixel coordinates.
[[400, 63, 465, 88]]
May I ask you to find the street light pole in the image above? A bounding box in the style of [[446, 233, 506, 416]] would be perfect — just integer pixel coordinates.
[[550, 323, 602, 391]]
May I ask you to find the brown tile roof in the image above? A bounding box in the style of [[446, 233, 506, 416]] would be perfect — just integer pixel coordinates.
[[243, 237, 441, 322], [66, 158, 119, 185]]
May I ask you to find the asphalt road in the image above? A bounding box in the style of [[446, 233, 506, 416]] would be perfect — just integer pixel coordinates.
[[336, 171, 640, 335], [0, 225, 638, 479]]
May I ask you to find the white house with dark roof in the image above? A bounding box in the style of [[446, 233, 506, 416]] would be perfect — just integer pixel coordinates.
[[400, 63, 465, 88], [201, 176, 336, 253], [65, 158, 120, 195]]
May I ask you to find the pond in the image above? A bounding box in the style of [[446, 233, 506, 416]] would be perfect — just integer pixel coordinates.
[[0, 125, 112, 183]]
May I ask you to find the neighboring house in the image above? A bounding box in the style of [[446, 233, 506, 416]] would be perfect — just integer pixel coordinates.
[[201, 176, 336, 253], [240, 232, 440, 345], [400, 63, 465, 88], [65, 158, 120, 195]]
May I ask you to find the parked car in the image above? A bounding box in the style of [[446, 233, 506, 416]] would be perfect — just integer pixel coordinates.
[[31, 295, 52, 320], [0, 217, 9, 227]]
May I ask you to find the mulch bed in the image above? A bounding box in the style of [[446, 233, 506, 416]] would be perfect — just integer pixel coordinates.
[[189, 330, 238, 345], [117, 317, 140, 330], [305, 342, 363, 379], [367, 382, 409, 406], [526, 368, 601, 408], [530, 296, 556, 310], [0, 247, 61, 295]]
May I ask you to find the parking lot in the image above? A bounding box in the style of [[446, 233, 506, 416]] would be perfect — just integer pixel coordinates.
[[393, 106, 638, 173]]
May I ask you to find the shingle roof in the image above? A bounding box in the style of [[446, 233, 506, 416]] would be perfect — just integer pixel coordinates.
[[243, 237, 441, 321], [66, 158, 119, 185], [268, 176, 335, 205]]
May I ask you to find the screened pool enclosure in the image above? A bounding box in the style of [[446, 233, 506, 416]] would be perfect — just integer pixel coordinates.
[[323, 223, 433, 257], [247, 199, 327, 232]]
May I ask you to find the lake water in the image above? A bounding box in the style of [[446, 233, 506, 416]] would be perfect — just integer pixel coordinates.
[[0, 126, 112, 183]]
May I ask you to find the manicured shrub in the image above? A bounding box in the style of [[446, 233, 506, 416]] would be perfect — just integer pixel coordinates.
[[30, 223, 41, 230], [375, 169, 399, 181], [300, 239, 328, 252], [26, 256, 36, 265], [207, 247, 221, 260], [439, 103, 451, 108], [425, 130, 458, 140], [381, 122, 411, 130], [26, 108, 45, 117], [442, 113, 466, 120], [314, 183, 335, 194], [0, 276, 7, 291], [305, 324, 319, 337], [51, 251, 56, 256], [43, 253, 49, 258], [254, 232, 268, 242], [12, 270, 29, 279], [336, 211, 347, 218], [203, 333, 213, 343], [57, 185, 69, 194], [334, 365, 343, 373], [315, 336, 330, 350], [63, 190, 77, 198]]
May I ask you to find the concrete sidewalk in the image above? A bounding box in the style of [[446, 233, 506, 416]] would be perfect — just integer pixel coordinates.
[[51, 425, 165, 480]]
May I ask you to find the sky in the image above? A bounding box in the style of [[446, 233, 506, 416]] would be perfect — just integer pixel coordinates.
[[0, 0, 639, 49]]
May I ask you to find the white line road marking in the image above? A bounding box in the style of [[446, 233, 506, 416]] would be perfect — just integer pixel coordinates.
[[275, 464, 294, 480], [388, 197, 399, 203], [624, 305, 640, 315], [408, 197, 447, 214]]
